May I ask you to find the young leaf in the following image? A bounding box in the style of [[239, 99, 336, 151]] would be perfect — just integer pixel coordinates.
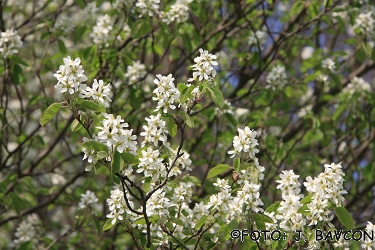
[[79, 100, 106, 112], [335, 207, 354, 230], [82, 140, 108, 152], [194, 215, 207, 230], [166, 117, 177, 137], [39, 103, 61, 126], [207, 87, 224, 109], [178, 112, 194, 128], [182, 175, 201, 187], [102, 219, 115, 231], [112, 151, 122, 173], [207, 164, 231, 179], [120, 152, 140, 164], [180, 85, 195, 104], [234, 158, 240, 173], [58, 39, 67, 54], [71, 119, 83, 132]]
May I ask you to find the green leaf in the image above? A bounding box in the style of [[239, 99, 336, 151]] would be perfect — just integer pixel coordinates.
[[178, 112, 194, 128], [166, 117, 177, 137], [82, 140, 108, 152], [74, 25, 87, 43], [93, 219, 101, 235], [96, 151, 109, 160], [335, 207, 354, 230], [194, 215, 207, 230], [265, 201, 281, 213], [356, 45, 366, 63], [297, 204, 309, 215], [113, 174, 121, 184], [301, 195, 312, 204], [71, 119, 83, 132], [253, 214, 266, 230], [112, 151, 122, 173], [372, 46, 375, 62], [10, 192, 27, 215], [182, 175, 201, 187], [39, 103, 61, 126], [177, 83, 188, 93], [79, 100, 106, 112], [253, 213, 274, 223], [76, 0, 85, 8], [133, 217, 146, 224], [207, 87, 224, 109], [234, 158, 240, 173], [131, 19, 151, 39], [102, 219, 115, 231], [207, 164, 231, 179], [12, 64, 26, 85], [120, 152, 139, 164], [182, 34, 192, 53], [169, 217, 184, 227], [58, 39, 67, 54], [180, 85, 195, 104]]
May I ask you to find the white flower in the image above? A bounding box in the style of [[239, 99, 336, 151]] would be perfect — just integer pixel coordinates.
[[135, 0, 160, 17], [188, 48, 218, 83], [161, 0, 193, 24], [152, 74, 180, 113], [78, 190, 98, 210], [140, 114, 169, 147], [53, 15, 75, 34], [124, 61, 147, 84], [266, 65, 287, 90], [322, 58, 336, 72], [0, 29, 22, 58], [54, 56, 88, 95], [90, 14, 113, 48], [301, 46, 314, 60], [13, 214, 41, 247], [228, 126, 259, 159], [80, 79, 112, 107], [353, 11, 375, 35], [344, 76, 371, 96], [248, 29, 267, 47]]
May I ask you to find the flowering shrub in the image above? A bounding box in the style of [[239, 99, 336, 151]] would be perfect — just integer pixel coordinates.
[[1, 0, 375, 249]]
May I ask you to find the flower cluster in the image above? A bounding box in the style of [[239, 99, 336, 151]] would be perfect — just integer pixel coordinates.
[[227, 126, 259, 159], [54, 56, 88, 95], [106, 189, 136, 224], [80, 79, 112, 107], [152, 74, 181, 113], [266, 64, 287, 90], [188, 48, 218, 83], [353, 11, 375, 35], [97, 113, 138, 153], [124, 60, 147, 84], [322, 58, 336, 72], [13, 214, 41, 247], [167, 147, 192, 176], [161, 0, 193, 24], [137, 147, 165, 182], [344, 76, 371, 96], [0, 29, 22, 58], [78, 190, 98, 210], [301, 46, 314, 60], [90, 14, 113, 48], [248, 29, 267, 47], [82, 113, 137, 171], [275, 170, 305, 231], [135, 0, 160, 18], [304, 162, 347, 226], [53, 15, 75, 34], [140, 114, 169, 147], [362, 221, 375, 249]]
